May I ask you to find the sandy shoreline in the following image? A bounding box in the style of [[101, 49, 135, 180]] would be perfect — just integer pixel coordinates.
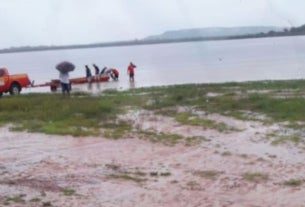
[[1, 109, 305, 207]]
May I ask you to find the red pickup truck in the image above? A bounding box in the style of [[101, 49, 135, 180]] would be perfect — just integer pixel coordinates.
[[0, 68, 31, 96]]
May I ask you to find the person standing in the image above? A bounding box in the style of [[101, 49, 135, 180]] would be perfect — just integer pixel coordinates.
[[112, 68, 119, 81], [93, 64, 100, 81], [100, 67, 107, 75], [85, 65, 92, 82], [127, 62, 136, 82], [59, 72, 70, 96]]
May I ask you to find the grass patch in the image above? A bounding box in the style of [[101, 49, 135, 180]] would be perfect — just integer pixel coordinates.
[[239, 154, 249, 159], [200, 94, 305, 123], [30, 197, 41, 202], [193, 170, 222, 180], [103, 121, 132, 139], [105, 163, 121, 171], [175, 112, 232, 132], [148, 172, 171, 177], [184, 136, 210, 146], [42, 201, 52, 207], [62, 188, 76, 196], [137, 130, 184, 146], [271, 135, 302, 146], [283, 179, 303, 187], [3, 80, 305, 137], [107, 173, 147, 183], [242, 172, 269, 182], [186, 181, 201, 190], [160, 172, 171, 177], [0, 94, 120, 136], [5, 194, 26, 204], [221, 151, 232, 156], [150, 172, 158, 177]]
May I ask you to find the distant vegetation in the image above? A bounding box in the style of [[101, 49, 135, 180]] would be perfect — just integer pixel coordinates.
[[232, 24, 305, 39], [144, 26, 283, 40], [0, 24, 304, 54]]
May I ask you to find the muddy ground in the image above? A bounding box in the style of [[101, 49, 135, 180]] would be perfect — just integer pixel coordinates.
[[1, 110, 305, 207]]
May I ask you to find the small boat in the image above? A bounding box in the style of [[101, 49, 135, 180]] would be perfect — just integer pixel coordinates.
[[70, 75, 110, 84]]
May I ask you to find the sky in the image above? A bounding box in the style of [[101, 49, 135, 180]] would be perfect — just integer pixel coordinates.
[[0, 0, 304, 48]]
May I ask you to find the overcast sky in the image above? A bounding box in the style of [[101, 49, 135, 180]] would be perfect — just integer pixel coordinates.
[[0, 0, 304, 48]]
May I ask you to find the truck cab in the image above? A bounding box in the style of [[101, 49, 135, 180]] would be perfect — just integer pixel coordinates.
[[0, 68, 31, 96]]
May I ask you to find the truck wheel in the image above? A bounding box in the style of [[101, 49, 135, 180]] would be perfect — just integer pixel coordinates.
[[0, 92, 2, 97], [9, 83, 21, 95], [50, 85, 57, 92]]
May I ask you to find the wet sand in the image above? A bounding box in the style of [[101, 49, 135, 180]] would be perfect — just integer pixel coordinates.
[[1, 111, 305, 207]]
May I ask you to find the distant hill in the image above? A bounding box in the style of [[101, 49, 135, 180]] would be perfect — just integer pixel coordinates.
[[144, 26, 284, 40], [1, 25, 305, 54]]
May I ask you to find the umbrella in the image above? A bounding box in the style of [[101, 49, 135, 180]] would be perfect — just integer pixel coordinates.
[[56, 61, 75, 73]]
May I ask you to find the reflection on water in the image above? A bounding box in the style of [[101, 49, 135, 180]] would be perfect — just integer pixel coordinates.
[[96, 82, 101, 91], [60, 79, 125, 94], [88, 82, 92, 90], [129, 81, 136, 89]]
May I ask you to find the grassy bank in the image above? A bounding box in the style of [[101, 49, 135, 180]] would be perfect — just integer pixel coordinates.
[[1, 79, 305, 137]]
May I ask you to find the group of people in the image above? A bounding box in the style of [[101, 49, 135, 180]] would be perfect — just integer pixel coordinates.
[[59, 62, 137, 95], [85, 62, 136, 82], [85, 64, 119, 82]]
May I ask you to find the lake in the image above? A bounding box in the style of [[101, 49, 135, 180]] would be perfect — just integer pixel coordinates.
[[1, 36, 305, 93]]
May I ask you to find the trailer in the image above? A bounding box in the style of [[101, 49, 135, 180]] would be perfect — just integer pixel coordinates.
[[34, 75, 110, 92]]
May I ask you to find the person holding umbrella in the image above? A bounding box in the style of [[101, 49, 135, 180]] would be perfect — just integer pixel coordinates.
[[59, 72, 70, 96], [56, 61, 75, 96]]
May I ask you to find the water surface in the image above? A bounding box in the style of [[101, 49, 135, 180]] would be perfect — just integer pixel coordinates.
[[1, 36, 305, 92]]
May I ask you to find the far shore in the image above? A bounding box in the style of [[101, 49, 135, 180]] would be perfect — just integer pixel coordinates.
[[1, 32, 304, 54]]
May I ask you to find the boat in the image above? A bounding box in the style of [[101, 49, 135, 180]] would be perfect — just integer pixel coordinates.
[[33, 75, 110, 92]]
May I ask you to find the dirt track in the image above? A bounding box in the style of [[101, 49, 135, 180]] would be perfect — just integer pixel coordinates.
[[1, 112, 305, 207]]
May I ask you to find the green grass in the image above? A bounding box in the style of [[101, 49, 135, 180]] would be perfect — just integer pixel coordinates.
[[186, 181, 201, 190], [2, 79, 305, 137], [105, 163, 121, 171], [140, 82, 305, 125], [137, 130, 184, 146], [0, 94, 120, 136], [271, 135, 302, 146], [221, 151, 232, 156], [147, 171, 171, 177], [0, 93, 144, 137], [193, 170, 222, 180], [150, 172, 158, 177], [201, 94, 305, 123], [175, 112, 232, 132], [5, 194, 26, 204], [160, 172, 171, 176], [29, 197, 41, 202], [242, 172, 269, 182], [107, 173, 147, 183], [62, 188, 76, 196], [283, 179, 303, 187], [184, 136, 210, 146], [103, 121, 132, 139], [42, 201, 52, 207]]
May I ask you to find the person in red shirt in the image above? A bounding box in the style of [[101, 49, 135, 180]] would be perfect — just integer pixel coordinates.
[[111, 68, 119, 81], [127, 62, 136, 82]]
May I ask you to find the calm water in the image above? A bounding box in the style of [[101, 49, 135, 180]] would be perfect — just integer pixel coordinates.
[[1, 36, 305, 93]]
